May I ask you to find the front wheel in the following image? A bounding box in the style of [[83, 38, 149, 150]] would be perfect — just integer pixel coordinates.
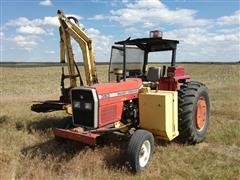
[[127, 129, 155, 173]]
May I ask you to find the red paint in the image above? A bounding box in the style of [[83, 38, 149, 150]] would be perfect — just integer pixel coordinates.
[[159, 66, 190, 91], [97, 93, 139, 127], [93, 78, 142, 128], [159, 77, 177, 91], [93, 78, 142, 94], [54, 128, 100, 145], [98, 102, 122, 127]]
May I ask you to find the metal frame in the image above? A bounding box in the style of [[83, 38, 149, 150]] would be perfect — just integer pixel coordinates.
[[54, 128, 100, 145], [114, 37, 179, 81], [31, 10, 100, 112]]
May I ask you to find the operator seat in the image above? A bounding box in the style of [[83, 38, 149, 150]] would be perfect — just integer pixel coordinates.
[[147, 67, 161, 82]]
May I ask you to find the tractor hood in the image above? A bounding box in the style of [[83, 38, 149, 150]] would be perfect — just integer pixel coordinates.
[[92, 78, 142, 96], [70, 78, 143, 128]]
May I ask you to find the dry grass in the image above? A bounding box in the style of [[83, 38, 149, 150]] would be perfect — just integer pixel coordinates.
[[0, 64, 240, 180]]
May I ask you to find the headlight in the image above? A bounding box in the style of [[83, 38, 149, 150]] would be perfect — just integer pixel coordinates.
[[73, 101, 92, 110], [84, 102, 92, 110], [73, 101, 81, 109]]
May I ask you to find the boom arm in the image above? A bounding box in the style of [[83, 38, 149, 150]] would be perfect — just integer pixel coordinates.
[[57, 10, 98, 86], [31, 10, 99, 113]]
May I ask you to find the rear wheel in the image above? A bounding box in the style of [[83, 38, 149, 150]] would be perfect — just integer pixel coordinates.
[[178, 81, 210, 144], [127, 129, 154, 172]]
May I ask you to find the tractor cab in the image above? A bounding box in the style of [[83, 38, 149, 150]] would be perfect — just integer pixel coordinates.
[[109, 30, 189, 91]]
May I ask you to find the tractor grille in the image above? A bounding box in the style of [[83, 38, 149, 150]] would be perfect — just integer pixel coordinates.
[[71, 88, 98, 129], [101, 105, 117, 123]]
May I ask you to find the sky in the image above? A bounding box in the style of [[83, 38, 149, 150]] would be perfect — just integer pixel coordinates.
[[0, 0, 239, 62]]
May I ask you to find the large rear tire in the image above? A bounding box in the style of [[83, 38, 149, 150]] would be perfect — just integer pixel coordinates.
[[178, 81, 210, 144], [127, 129, 155, 173]]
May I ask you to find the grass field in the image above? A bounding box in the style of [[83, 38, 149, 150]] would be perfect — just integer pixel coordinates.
[[0, 64, 240, 179]]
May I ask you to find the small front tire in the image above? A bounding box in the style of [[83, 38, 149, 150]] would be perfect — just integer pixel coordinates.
[[127, 129, 154, 173]]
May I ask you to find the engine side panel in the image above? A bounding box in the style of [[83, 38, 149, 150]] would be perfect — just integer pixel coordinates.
[[98, 90, 139, 128], [95, 78, 142, 128]]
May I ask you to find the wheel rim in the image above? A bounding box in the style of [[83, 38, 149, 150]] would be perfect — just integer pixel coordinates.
[[139, 140, 151, 168], [196, 96, 207, 130]]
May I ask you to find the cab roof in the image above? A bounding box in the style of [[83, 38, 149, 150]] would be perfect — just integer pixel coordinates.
[[115, 37, 179, 52]]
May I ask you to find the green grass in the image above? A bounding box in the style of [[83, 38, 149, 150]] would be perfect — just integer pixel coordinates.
[[0, 64, 240, 179]]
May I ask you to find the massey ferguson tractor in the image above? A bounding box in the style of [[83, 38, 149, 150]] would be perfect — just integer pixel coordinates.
[[32, 10, 210, 172]]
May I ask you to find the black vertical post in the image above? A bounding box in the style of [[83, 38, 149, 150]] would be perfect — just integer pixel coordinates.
[[123, 43, 126, 81], [142, 51, 148, 75], [108, 48, 113, 82], [171, 49, 176, 67]]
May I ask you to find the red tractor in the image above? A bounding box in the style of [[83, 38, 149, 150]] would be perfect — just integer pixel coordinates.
[[32, 11, 210, 172]]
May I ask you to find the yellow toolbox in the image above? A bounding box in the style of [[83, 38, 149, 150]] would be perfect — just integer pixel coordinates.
[[139, 90, 179, 141]]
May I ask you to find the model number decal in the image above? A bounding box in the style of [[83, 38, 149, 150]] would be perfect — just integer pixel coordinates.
[[98, 89, 138, 99]]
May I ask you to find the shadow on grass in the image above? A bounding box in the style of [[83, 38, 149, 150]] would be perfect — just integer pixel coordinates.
[[26, 116, 66, 133], [21, 139, 87, 161], [0, 115, 8, 125], [101, 135, 182, 171], [22, 116, 131, 170], [23, 116, 180, 172], [99, 133, 130, 170], [21, 116, 85, 160], [21, 133, 131, 171]]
